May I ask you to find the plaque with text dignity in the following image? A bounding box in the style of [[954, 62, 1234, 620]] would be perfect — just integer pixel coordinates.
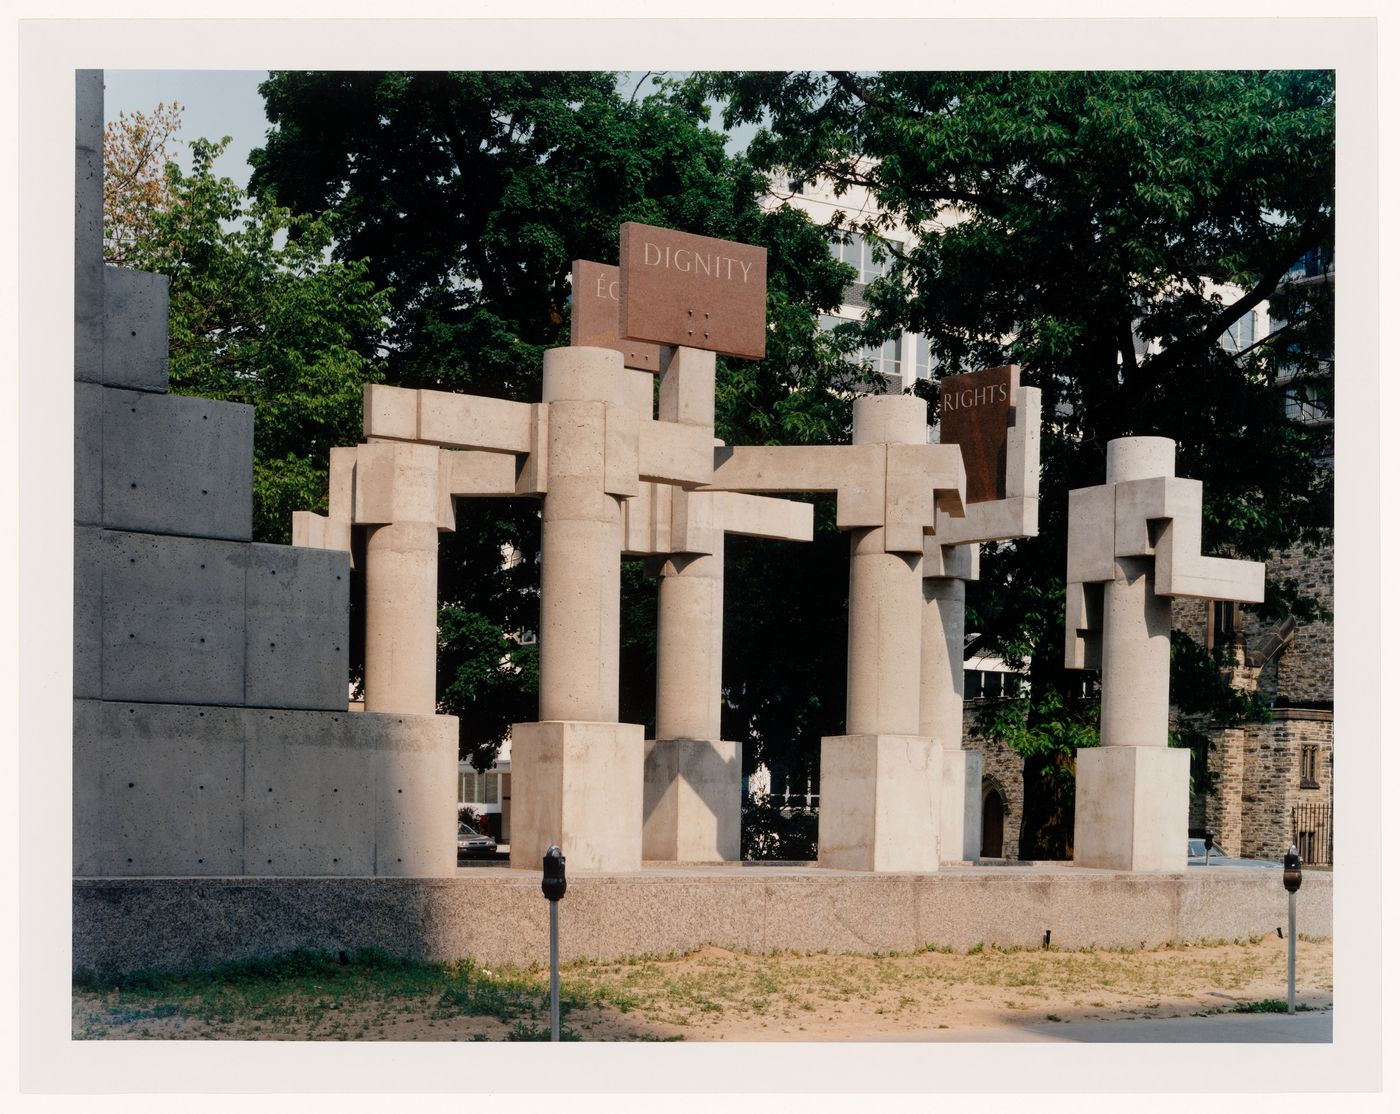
[[619, 222, 767, 360], [569, 260, 665, 372], [938, 365, 1020, 504]]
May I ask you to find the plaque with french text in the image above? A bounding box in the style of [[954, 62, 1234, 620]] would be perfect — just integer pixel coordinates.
[[619, 223, 767, 360], [938, 365, 1019, 504], [569, 260, 665, 372]]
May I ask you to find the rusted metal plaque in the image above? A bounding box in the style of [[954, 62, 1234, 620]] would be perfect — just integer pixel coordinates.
[[938, 365, 1019, 504], [569, 260, 665, 372], [618, 222, 767, 360]]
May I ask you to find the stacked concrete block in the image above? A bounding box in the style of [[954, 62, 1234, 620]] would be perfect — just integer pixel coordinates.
[[74, 701, 456, 877], [72, 71, 457, 880]]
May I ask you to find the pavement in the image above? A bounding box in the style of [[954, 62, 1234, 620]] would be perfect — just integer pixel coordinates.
[[862, 1008, 1333, 1043]]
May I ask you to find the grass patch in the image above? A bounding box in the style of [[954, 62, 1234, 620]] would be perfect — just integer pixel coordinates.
[[1231, 999, 1316, 1014]]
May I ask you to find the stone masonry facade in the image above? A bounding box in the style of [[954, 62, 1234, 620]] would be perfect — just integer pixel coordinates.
[[962, 701, 1024, 862], [1176, 537, 1334, 862]]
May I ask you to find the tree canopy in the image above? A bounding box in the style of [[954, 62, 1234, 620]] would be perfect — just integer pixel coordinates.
[[698, 69, 1335, 854], [105, 115, 391, 545]]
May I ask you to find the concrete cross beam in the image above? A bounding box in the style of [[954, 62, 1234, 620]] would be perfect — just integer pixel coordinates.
[[705, 441, 966, 555]]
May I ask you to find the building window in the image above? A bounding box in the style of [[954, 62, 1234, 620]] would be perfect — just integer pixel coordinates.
[[964, 669, 1026, 700], [1223, 310, 1256, 353], [830, 235, 899, 285], [912, 333, 936, 380], [1300, 745, 1320, 789], [857, 336, 901, 378], [459, 770, 501, 806], [1208, 600, 1240, 650], [1283, 379, 1331, 424]]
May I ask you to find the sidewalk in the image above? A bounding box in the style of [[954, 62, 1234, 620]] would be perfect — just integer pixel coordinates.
[[863, 1009, 1333, 1043]]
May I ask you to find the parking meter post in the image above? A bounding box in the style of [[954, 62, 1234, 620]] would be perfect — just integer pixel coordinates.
[[542, 845, 567, 1042], [1287, 891, 1297, 1014], [1282, 844, 1302, 1015], [550, 899, 560, 1040]]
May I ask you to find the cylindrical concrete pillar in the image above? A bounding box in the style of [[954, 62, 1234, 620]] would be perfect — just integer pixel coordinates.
[[1100, 557, 1172, 746], [846, 526, 923, 736], [655, 548, 724, 740], [920, 576, 965, 744], [363, 520, 440, 714], [1100, 437, 1176, 747], [845, 393, 928, 737], [1106, 436, 1175, 484], [537, 347, 625, 723]]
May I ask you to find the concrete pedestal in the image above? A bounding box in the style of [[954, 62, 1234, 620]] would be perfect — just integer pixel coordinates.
[[940, 747, 983, 863], [508, 720, 644, 872], [818, 734, 944, 872], [1073, 745, 1190, 871], [642, 738, 741, 862]]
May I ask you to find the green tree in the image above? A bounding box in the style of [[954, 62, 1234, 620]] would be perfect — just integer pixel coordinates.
[[248, 71, 861, 773], [700, 70, 1334, 855], [107, 131, 391, 546]]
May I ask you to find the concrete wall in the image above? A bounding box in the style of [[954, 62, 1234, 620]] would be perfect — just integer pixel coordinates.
[[73, 70, 461, 884], [72, 867, 1332, 977], [74, 700, 458, 877]]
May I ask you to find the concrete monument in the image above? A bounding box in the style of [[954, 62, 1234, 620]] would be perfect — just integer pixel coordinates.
[[295, 226, 784, 871], [1065, 436, 1265, 870]]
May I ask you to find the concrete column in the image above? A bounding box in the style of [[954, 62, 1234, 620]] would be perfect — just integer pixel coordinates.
[[923, 574, 981, 862], [819, 394, 943, 873], [1099, 437, 1176, 747], [655, 549, 724, 740], [846, 527, 923, 736], [512, 346, 643, 872], [1099, 557, 1172, 746], [75, 70, 104, 379], [363, 520, 439, 715], [920, 576, 965, 743], [537, 348, 625, 723], [1073, 435, 1187, 869], [845, 394, 928, 737]]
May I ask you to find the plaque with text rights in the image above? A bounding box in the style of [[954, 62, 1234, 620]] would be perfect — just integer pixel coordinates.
[[569, 260, 665, 372], [938, 365, 1020, 504], [618, 222, 767, 360]]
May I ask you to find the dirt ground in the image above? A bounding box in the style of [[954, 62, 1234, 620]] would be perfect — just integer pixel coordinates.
[[72, 934, 1331, 1042]]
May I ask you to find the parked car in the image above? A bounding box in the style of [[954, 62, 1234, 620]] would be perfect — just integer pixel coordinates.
[[1186, 839, 1281, 868], [457, 823, 498, 856]]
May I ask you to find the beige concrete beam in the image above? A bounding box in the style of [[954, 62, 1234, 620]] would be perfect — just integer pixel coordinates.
[[638, 419, 716, 487], [291, 511, 352, 556], [1066, 485, 1117, 585], [710, 491, 813, 543], [707, 443, 886, 527]]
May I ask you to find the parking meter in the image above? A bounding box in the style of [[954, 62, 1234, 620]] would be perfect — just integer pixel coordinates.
[[1283, 847, 1302, 893], [1283, 844, 1302, 1013], [542, 845, 566, 1040], [1204, 829, 1214, 865], [542, 845, 567, 901]]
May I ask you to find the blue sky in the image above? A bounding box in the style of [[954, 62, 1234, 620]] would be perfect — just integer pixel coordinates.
[[104, 70, 273, 187], [103, 70, 745, 190]]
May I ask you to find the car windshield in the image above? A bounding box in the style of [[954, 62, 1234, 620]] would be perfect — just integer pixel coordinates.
[[1187, 839, 1207, 856]]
